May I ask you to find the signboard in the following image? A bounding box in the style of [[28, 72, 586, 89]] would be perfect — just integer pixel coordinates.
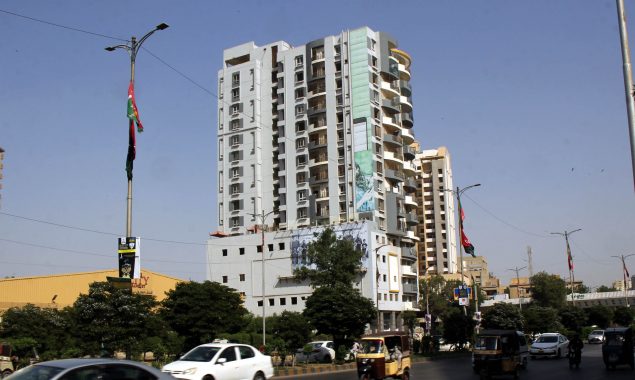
[[118, 237, 141, 279], [454, 285, 471, 306]]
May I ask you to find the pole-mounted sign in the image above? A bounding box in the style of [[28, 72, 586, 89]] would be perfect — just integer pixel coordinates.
[[118, 237, 141, 279]]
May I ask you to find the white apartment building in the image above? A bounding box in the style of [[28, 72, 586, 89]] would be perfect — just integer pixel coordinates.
[[211, 27, 420, 331], [415, 147, 458, 276]]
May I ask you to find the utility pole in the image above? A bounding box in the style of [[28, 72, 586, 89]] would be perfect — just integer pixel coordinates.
[[526, 246, 534, 280], [612, 254, 635, 307], [616, 0, 635, 191], [551, 229, 581, 305], [248, 209, 275, 348], [508, 266, 527, 311]]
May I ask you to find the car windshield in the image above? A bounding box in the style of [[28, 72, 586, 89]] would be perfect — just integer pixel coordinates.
[[5, 364, 64, 380], [360, 339, 384, 354], [536, 336, 557, 343], [474, 336, 498, 350], [590, 330, 603, 335], [181, 346, 221, 362]]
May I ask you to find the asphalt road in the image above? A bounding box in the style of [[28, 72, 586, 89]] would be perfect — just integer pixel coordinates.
[[278, 344, 633, 380]]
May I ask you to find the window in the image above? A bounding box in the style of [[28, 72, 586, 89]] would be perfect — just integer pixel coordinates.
[[218, 347, 237, 363], [295, 104, 305, 115], [239, 274, 245, 281], [295, 55, 303, 67], [232, 72, 240, 85], [291, 296, 298, 305], [295, 88, 305, 99], [239, 345, 255, 359], [257, 300, 263, 307], [231, 104, 240, 116], [231, 216, 241, 227], [298, 207, 308, 218], [297, 190, 307, 201], [222, 275, 228, 283], [268, 244, 274, 251], [295, 71, 304, 83], [231, 88, 240, 101], [231, 167, 241, 178], [231, 183, 241, 195], [268, 298, 275, 306], [257, 245, 263, 253], [222, 249, 228, 256], [239, 247, 245, 255], [296, 155, 307, 166], [231, 134, 241, 146], [230, 150, 241, 162], [279, 242, 285, 250], [230, 119, 241, 131], [296, 138, 306, 149], [280, 298, 286, 306]]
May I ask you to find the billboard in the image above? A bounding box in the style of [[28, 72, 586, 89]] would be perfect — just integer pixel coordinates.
[[118, 237, 141, 279], [353, 119, 375, 213]]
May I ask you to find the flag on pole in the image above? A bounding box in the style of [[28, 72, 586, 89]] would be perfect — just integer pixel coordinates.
[[624, 259, 630, 279], [458, 198, 476, 257], [127, 81, 143, 133], [126, 120, 135, 181], [566, 240, 574, 271]]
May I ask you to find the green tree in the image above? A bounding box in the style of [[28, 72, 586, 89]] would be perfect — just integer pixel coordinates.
[[613, 306, 634, 326], [596, 285, 617, 292], [294, 228, 364, 287], [441, 307, 475, 350], [419, 275, 462, 333], [73, 282, 158, 358], [0, 304, 72, 360], [294, 228, 376, 360], [530, 272, 567, 309], [522, 306, 562, 335], [558, 306, 587, 333], [574, 283, 590, 293], [160, 281, 249, 352], [402, 310, 418, 342], [481, 303, 524, 331], [269, 311, 312, 361], [585, 305, 613, 328], [303, 284, 375, 361]]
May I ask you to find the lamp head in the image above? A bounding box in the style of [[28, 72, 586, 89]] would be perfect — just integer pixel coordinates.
[[156, 23, 169, 30], [105, 46, 116, 52]]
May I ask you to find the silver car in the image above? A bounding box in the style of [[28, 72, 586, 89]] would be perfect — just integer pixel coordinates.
[[5, 358, 175, 380], [529, 333, 569, 359], [587, 329, 605, 344]]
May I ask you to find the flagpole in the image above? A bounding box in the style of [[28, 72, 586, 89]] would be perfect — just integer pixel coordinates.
[[106, 23, 169, 237], [550, 229, 581, 305], [612, 254, 634, 307]]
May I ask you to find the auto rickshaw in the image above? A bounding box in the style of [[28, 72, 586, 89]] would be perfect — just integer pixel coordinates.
[[356, 332, 411, 380], [472, 330, 528, 380], [602, 327, 634, 370]]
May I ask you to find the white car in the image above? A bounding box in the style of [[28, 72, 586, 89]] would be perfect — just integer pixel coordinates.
[[295, 341, 335, 363], [162, 343, 274, 380], [529, 333, 569, 359]]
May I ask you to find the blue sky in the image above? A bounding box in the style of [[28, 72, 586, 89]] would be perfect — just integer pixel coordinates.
[[1, 0, 634, 289]]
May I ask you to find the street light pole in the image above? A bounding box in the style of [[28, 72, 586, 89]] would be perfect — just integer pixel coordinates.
[[611, 253, 635, 307], [550, 229, 581, 305], [616, 0, 635, 191], [105, 23, 169, 238], [507, 266, 527, 312], [248, 209, 276, 348]]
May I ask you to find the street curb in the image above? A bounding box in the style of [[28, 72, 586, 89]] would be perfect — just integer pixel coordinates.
[[273, 353, 470, 377]]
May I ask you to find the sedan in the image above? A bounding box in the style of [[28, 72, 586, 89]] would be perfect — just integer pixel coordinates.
[[161, 343, 273, 380], [6, 358, 175, 380], [529, 333, 569, 359], [587, 329, 605, 344], [295, 341, 335, 363]]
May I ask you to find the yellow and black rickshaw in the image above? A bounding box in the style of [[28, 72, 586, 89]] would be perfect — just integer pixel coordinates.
[[356, 332, 411, 380], [472, 330, 528, 380]]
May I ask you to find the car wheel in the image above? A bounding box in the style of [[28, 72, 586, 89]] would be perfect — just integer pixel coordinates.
[[1, 370, 13, 379], [202, 376, 215, 380], [359, 374, 370, 380], [253, 372, 266, 380], [321, 354, 332, 363], [401, 370, 410, 380]]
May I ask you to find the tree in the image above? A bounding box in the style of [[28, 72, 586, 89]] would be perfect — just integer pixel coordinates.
[[481, 303, 524, 331], [73, 282, 158, 358], [303, 284, 375, 360], [596, 285, 617, 292], [419, 275, 462, 333], [269, 311, 312, 361], [160, 281, 249, 352], [294, 228, 364, 288], [294, 228, 376, 360], [522, 306, 562, 335], [558, 306, 587, 333], [573, 283, 590, 293], [442, 307, 475, 350], [402, 310, 418, 342], [586, 305, 613, 328], [613, 306, 634, 326], [0, 304, 72, 360], [530, 272, 567, 309]]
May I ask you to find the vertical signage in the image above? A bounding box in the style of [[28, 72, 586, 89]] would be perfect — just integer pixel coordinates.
[[118, 237, 141, 279]]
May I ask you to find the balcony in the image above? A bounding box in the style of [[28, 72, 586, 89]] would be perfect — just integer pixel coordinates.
[[402, 283, 418, 294], [400, 96, 413, 113], [402, 246, 417, 260], [307, 103, 326, 116], [307, 86, 326, 99], [308, 120, 328, 133], [401, 112, 414, 129], [383, 134, 403, 147], [308, 139, 328, 150], [382, 116, 401, 134], [402, 265, 417, 277], [384, 168, 404, 182], [406, 212, 419, 226], [406, 230, 420, 241], [403, 145, 416, 160], [384, 151, 403, 165], [381, 98, 400, 114], [398, 63, 411, 81], [309, 156, 328, 167], [399, 80, 412, 97], [403, 162, 416, 176], [401, 129, 414, 145], [380, 80, 400, 98], [309, 174, 329, 185], [403, 177, 418, 192]]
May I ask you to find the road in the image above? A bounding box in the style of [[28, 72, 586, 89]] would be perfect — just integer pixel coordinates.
[[278, 344, 632, 380]]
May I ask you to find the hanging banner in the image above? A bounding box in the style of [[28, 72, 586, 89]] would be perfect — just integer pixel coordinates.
[[118, 237, 141, 279]]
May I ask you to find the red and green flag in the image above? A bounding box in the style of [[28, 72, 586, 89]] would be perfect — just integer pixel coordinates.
[[623, 259, 630, 279], [566, 240, 574, 271], [458, 198, 476, 257], [125, 81, 143, 180]]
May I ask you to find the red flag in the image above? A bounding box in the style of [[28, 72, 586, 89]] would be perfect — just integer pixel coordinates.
[[566, 241, 574, 271], [624, 260, 630, 279], [458, 199, 475, 257]]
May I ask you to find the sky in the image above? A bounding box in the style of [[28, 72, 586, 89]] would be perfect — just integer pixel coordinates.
[[1, 0, 634, 289]]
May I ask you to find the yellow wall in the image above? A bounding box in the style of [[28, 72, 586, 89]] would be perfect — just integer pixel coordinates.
[[0, 269, 185, 311]]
